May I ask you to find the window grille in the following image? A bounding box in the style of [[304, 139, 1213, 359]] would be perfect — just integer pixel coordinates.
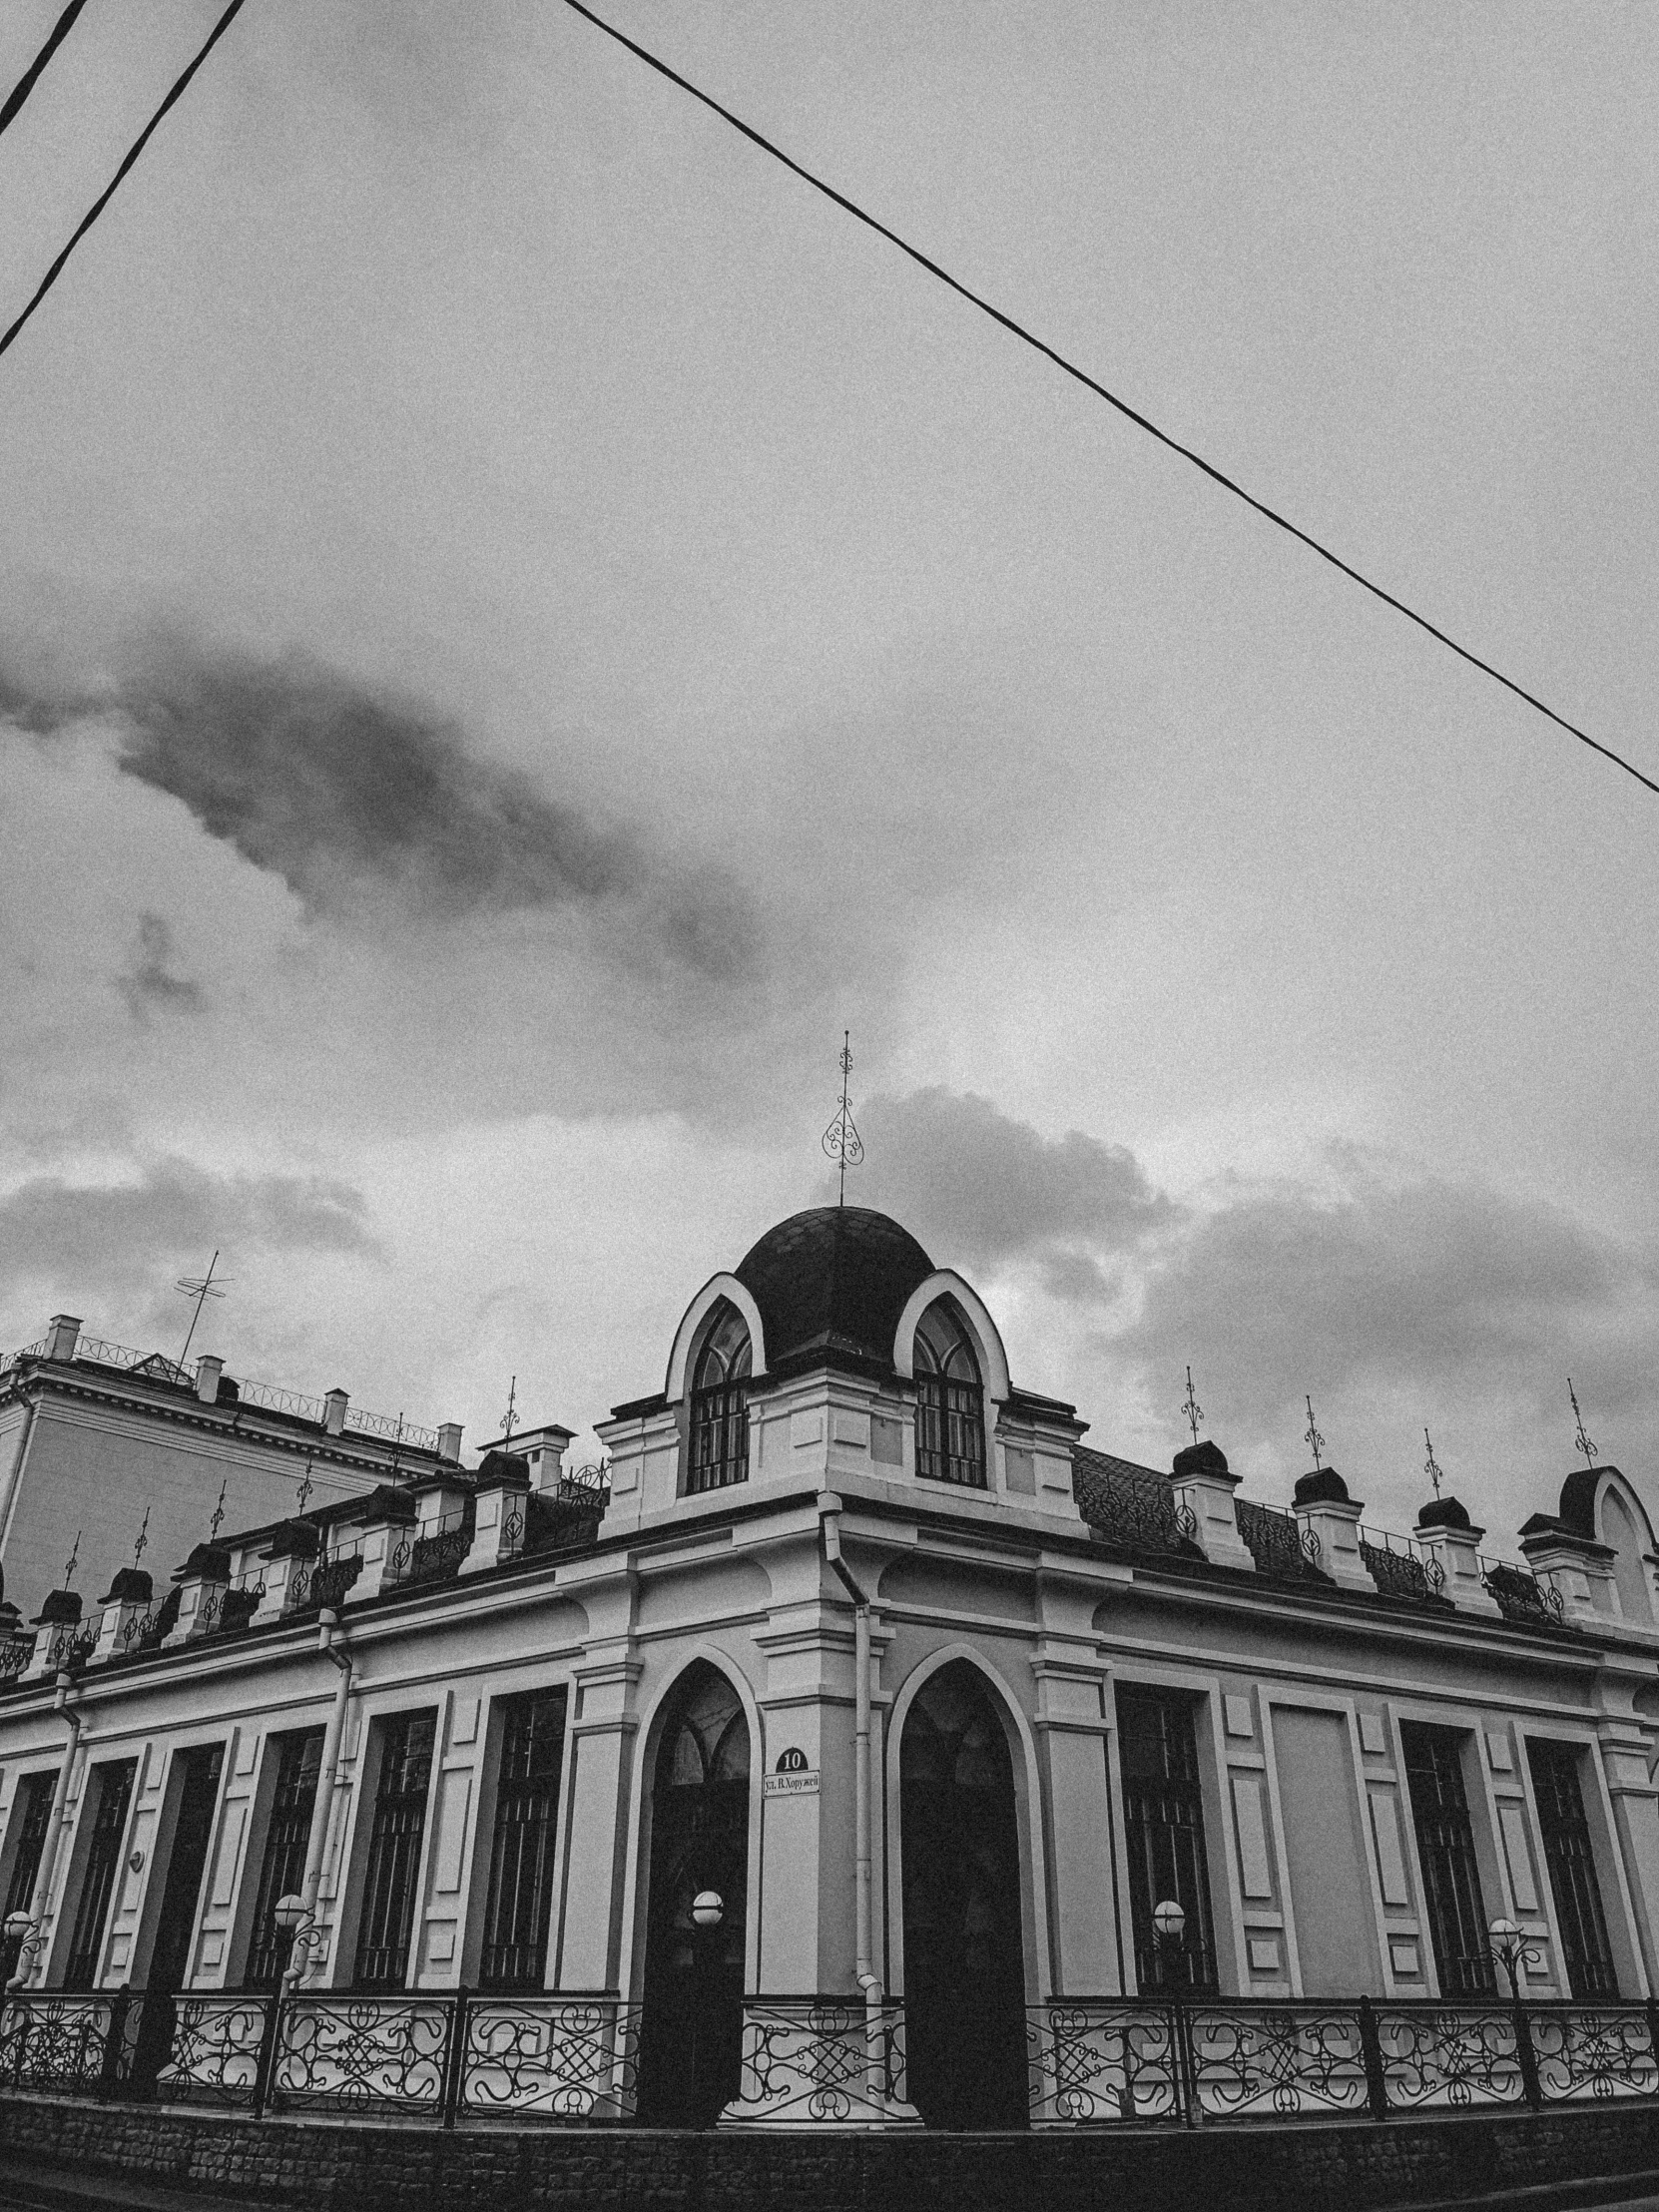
[[246, 1729, 324, 1987], [0, 1770, 57, 1981], [913, 1301, 986, 1489], [479, 1689, 569, 1991], [1529, 1738, 1618, 1998], [353, 1711, 435, 1989], [1401, 1723, 1497, 1995], [687, 1303, 751, 1494], [1116, 1687, 1218, 1993], [63, 1760, 137, 1990]]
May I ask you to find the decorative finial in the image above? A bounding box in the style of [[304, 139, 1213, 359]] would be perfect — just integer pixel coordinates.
[[133, 1506, 151, 1568], [501, 1377, 518, 1446], [294, 1458, 314, 1516], [1569, 1378, 1597, 1471], [389, 1412, 405, 1480], [1182, 1365, 1204, 1449], [62, 1530, 82, 1590], [821, 1031, 864, 1207], [1423, 1427, 1443, 1500], [209, 1478, 228, 1543], [1304, 1394, 1326, 1473], [176, 1249, 230, 1370]]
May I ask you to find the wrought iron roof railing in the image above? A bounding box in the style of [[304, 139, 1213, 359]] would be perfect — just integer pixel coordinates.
[[1358, 1525, 1446, 1604], [1481, 1556, 1567, 1627], [1074, 1455, 1197, 1555], [1236, 1496, 1324, 1579]]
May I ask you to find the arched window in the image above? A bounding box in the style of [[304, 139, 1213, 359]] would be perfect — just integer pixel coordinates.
[[688, 1302, 752, 1494], [913, 1300, 986, 1489]]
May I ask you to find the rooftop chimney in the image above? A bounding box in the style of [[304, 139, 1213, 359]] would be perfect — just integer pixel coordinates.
[[196, 1355, 224, 1404], [436, 1421, 464, 1464], [322, 1386, 348, 1435], [46, 1314, 81, 1363]]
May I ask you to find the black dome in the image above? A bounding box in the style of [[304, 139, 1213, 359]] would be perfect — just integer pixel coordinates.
[[735, 1207, 936, 1378]]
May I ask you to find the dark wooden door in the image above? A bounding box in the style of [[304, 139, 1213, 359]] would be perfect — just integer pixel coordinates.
[[636, 1666, 750, 2126], [900, 1661, 1028, 2129]]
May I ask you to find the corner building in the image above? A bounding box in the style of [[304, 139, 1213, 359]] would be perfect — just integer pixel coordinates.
[[4, 1205, 1659, 2135]]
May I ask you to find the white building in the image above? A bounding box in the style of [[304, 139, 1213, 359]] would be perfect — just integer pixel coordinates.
[[3, 1204, 1658, 2134]]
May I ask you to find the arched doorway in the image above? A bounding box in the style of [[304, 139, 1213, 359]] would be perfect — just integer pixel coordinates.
[[635, 1663, 751, 2126], [899, 1660, 1029, 2128]]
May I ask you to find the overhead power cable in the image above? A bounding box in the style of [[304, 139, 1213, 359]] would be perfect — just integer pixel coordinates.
[[0, 0, 248, 363], [0, 0, 90, 142], [559, 0, 1657, 800]]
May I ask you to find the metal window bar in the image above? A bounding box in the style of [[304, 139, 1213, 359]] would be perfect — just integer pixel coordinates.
[[352, 1712, 436, 1989], [1401, 1722, 1499, 1997], [914, 1373, 987, 1488], [63, 1760, 138, 1990], [246, 1730, 325, 1988], [478, 1690, 568, 1991], [1116, 1688, 1220, 1994], [687, 1379, 750, 1493], [1529, 1738, 1620, 1999]]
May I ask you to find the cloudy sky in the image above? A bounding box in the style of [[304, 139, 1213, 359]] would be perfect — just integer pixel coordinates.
[[2, 1, 1656, 1556]]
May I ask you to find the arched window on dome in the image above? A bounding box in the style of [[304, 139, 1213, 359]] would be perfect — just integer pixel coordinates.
[[687, 1301, 752, 1494], [913, 1300, 986, 1489]]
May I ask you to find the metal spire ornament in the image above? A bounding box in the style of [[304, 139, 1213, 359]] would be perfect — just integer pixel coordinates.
[[294, 1459, 314, 1517], [501, 1377, 518, 1448], [1182, 1366, 1205, 1449], [1423, 1428, 1444, 1500], [62, 1530, 81, 1590], [208, 1478, 228, 1544], [132, 1506, 151, 1569], [821, 1031, 864, 1207], [1304, 1395, 1327, 1473], [176, 1249, 229, 1370], [1568, 1378, 1598, 1471]]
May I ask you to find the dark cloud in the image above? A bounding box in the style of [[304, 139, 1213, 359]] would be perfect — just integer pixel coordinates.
[[117, 914, 203, 1024], [1117, 1157, 1659, 1450], [1, 643, 756, 981], [0, 1160, 382, 1343], [842, 1086, 1178, 1286], [832, 1089, 1659, 1505]]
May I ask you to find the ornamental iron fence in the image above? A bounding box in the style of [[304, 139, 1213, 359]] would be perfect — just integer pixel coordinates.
[[6, 1987, 1659, 2131], [1074, 1460, 1199, 1557]]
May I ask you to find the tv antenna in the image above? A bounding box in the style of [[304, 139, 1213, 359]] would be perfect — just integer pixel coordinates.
[[176, 1250, 229, 1369], [821, 1031, 864, 1206]]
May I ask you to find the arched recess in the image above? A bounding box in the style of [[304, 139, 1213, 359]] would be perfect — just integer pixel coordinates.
[[891, 1652, 1037, 2127], [1561, 1467, 1659, 1624], [632, 1657, 758, 2126], [1599, 1479, 1658, 1623], [664, 1273, 768, 1403], [892, 1272, 1011, 1400], [883, 1647, 1049, 2120]]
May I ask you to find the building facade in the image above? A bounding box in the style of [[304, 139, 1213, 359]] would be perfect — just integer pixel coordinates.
[[3, 1205, 1659, 2133]]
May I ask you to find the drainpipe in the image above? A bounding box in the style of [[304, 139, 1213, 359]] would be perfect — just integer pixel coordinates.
[[283, 1609, 354, 1994], [7, 1668, 83, 1989], [819, 1493, 883, 2110]]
